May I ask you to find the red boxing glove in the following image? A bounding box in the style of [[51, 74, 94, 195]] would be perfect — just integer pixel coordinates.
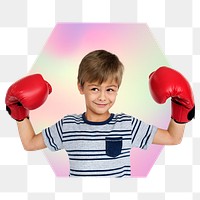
[[149, 66, 195, 123], [5, 74, 52, 121]]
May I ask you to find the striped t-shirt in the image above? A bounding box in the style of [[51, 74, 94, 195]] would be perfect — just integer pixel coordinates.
[[42, 113, 157, 177]]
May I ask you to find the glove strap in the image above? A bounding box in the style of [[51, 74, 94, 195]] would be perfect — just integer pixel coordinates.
[[6, 105, 29, 121], [171, 100, 195, 123]]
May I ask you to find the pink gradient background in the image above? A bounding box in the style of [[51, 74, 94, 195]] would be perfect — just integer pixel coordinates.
[[29, 23, 170, 177]]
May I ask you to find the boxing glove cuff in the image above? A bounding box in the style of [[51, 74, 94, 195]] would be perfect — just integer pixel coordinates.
[[6, 103, 29, 121], [171, 100, 195, 123]]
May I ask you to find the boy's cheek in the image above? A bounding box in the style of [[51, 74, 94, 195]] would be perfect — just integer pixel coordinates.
[[111, 94, 118, 101]]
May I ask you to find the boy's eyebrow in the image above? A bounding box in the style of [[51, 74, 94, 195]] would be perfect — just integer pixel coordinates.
[[107, 85, 118, 88], [88, 84, 99, 87], [88, 83, 118, 88]]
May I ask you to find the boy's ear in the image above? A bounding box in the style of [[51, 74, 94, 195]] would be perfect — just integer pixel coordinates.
[[77, 83, 84, 94]]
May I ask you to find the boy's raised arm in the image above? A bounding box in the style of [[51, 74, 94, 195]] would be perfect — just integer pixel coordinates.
[[5, 74, 52, 151], [149, 66, 195, 145], [17, 118, 46, 151], [153, 119, 185, 145]]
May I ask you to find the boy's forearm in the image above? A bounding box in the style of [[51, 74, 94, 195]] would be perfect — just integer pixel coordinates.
[[167, 119, 186, 145], [17, 118, 36, 150], [17, 118, 46, 151]]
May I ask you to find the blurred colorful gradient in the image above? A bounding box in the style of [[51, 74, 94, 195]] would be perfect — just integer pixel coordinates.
[[29, 23, 170, 177]]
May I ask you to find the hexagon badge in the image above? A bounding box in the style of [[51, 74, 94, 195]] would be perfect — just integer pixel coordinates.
[[29, 23, 170, 177]]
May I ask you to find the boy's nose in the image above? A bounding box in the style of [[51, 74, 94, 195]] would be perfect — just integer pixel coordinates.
[[98, 91, 106, 101]]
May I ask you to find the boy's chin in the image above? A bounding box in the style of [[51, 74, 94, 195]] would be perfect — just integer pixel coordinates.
[[92, 110, 110, 116]]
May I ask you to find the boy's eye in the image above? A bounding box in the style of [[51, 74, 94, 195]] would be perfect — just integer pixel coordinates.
[[91, 88, 99, 92], [107, 88, 118, 93], [107, 88, 114, 92]]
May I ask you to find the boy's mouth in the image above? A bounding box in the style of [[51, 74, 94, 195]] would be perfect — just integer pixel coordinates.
[[94, 102, 109, 107]]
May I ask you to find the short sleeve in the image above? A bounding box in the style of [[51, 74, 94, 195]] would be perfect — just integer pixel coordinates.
[[131, 117, 157, 150], [42, 118, 64, 151]]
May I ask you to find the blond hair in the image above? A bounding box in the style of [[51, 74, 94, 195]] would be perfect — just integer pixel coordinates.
[[78, 50, 124, 87]]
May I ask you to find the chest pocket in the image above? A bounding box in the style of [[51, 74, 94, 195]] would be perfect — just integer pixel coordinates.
[[106, 137, 122, 157]]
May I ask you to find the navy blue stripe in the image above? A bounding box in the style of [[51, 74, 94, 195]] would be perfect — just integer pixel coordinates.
[[142, 133, 151, 149], [63, 117, 83, 122], [63, 138, 131, 142], [63, 118, 132, 125], [68, 150, 130, 157], [69, 154, 130, 161], [113, 115, 132, 121], [63, 121, 84, 125], [63, 133, 132, 139], [63, 117, 83, 121], [44, 129, 53, 149], [56, 120, 63, 142], [48, 128, 59, 150], [64, 115, 83, 120], [139, 125, 151, 148], [63, 129, 132, 135], [131, 117, 135, 126], [63, 114, 132, 125], [64, 113, 131, 121], [113, 113, 130, 119], [117, 173, 131, 178], [109, 119, 131, 125], [45, 128, 58, 151], [141, 126, 152, 149], [66, 147, 131, 153], [70, 169, 131, 177], [110, 114, 132, 124], [131, 120, 141, 143], [70, 165, 130, 173]]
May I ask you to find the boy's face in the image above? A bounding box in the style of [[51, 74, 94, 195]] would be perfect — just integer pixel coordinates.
[[78, 79, 119, 121]]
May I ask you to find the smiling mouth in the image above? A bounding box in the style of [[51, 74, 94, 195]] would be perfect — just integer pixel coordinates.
[[94, 103, 108, 107]]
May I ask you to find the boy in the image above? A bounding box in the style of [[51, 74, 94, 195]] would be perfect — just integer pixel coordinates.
[[5, 50, 195, 177]]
